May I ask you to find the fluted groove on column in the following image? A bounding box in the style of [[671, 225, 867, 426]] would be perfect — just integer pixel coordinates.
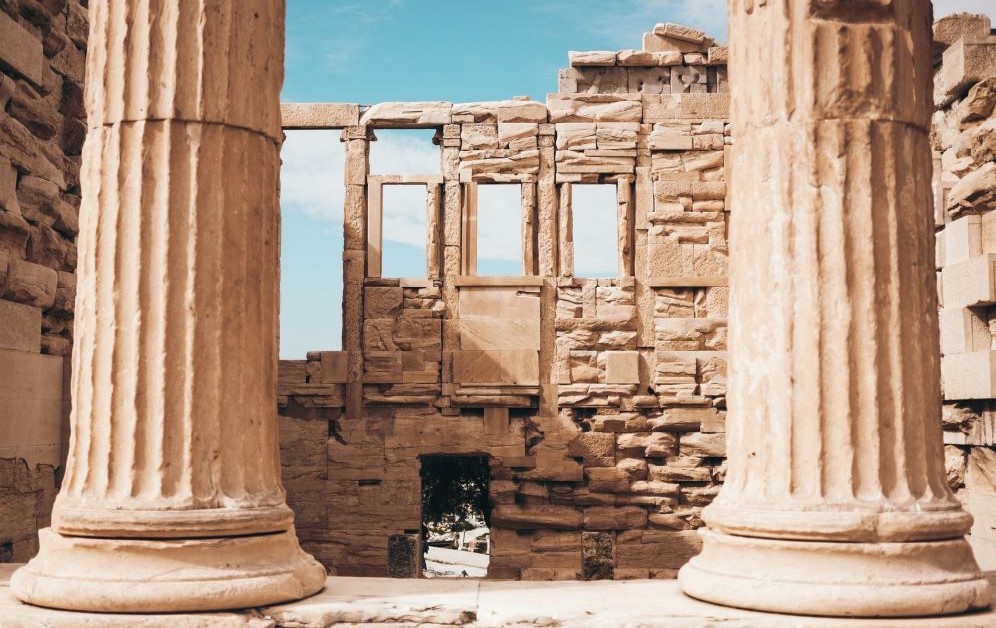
[[702, 0, 965, 544], [679, 0, 989, 617], [86, 0, 284, 139], [12, 0, 325, 611], [57, 121, 289, 536]]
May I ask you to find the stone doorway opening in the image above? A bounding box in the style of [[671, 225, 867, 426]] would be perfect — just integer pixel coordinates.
[[419, 455, 491, 578]]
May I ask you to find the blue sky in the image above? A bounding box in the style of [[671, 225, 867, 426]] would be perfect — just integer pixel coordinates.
[[279, 0, 996, 358]]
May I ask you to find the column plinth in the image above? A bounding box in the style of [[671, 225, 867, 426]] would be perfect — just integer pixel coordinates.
[[11, 0, 325, 612], [678, 0, 991, 617]]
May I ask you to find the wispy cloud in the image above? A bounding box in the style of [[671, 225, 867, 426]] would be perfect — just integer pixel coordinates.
[[533, 0, 729, 47], [280, 129, 440, 251]]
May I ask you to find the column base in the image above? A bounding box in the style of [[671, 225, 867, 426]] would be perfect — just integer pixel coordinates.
[[10, 527, 327, 613], [678, 528, 991, 617]]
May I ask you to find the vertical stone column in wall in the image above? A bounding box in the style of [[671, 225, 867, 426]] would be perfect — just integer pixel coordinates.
[[342, 125, 373, 418], [11, 0, 326, 613], [537, 124, 558, 405], [440, 126, 462, 387], [678, 0, 991, 617]]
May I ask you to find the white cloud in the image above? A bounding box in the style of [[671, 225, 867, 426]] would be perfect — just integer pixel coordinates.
[[477, 184, 524, 263], [280, 129, 440, 250], [534, 0, 729, 46], [572, 184, 620, 278], [280, 130, 345, 222]]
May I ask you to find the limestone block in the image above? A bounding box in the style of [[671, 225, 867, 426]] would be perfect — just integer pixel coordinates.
[[364, 286, 403, 318], [0, 12, 44, 85], [0, 298, 41, 352], [0, 349, 64, 468], [555, 124, 597, 151], [492, 505, 581, 530], [459, 286, 540, 319], [943, 213, 985, 267], [942, 351, 996, 400], [459, 318, 540, 351], [281, 103, 359, 129], [3, 258, 56, 309], [359, 102, 452, 127], [671, 66, 707, 94], [627, 67, 670, 95], [498, 123, 538, 149], [647, 98, 729, 125], [617, 432, 676, 457], [948, 162, 996, 214], [364, 352, 403, 383], [933, 13, 992, 52], [940, 308, 991, 356], [585, 467, 632, 492], [654, 23, 706, 45], [497, 101, 548, 124], [936, 40, 996, 107], [960, 77, 996, 124], [461, 124, 499, 150], [616, 50, 658, 66], [387, 534, 419, 578], [583, 506, 647, 530], [9, 83, 59, 140], [707, 46, 729, 65], [942, 254, 996, 308], [679, 432, 725, 457], [569, 51, 616, 66], [320, 352, 348, 384], [567, 432, 615, 461], [452, 350, 539, 385], [0, 158, 17, 213], [547, 96, 643, 123], [643, 32, 708, 54], [604, 351, 639, 384]]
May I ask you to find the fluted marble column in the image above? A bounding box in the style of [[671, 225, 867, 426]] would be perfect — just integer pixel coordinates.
[[678, 0, 991, 617], [11, 0, 326, 612]]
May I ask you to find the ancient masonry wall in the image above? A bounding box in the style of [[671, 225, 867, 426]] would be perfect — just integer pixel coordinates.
[[278, 24, 732, 580], [933, 13, 996, 572], [0, 0, 87, 563]]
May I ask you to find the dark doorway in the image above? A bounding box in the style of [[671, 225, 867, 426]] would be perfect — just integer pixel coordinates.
[[419, 455, 491, 578]]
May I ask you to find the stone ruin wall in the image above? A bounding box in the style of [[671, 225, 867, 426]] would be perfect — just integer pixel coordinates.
[[0, 6, 995, 581], [933, 13, 996, 572], [277, 24, 733, 580], [0, 0, 86, 564]]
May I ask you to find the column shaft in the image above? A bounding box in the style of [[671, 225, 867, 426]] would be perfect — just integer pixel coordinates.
[[678, 0, 991, 617], [12, 0, 325, 612]]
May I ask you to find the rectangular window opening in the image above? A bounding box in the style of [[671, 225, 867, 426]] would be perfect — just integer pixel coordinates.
[[571, 184, 619, 279], [419, 455, 491, 579], [475, 184, 523, 276], [370, 129, 440, 175], [279, 130, 344, 358], [381, 184, 428, 278]]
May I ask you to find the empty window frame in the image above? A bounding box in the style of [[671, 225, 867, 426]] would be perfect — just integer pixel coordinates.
[[464, 183, 537, 276], [368, 176, 443, 279], [566, 183, 622, 278], [279, 130, 344, 357], [475, 184, 526, 276], [369, 129, 441, 175]]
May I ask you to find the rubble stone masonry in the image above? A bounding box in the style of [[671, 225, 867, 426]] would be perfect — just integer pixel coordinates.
[[278, 24, 734, 579], [1, 7, 995, 583], [933, 13, 996, 573], [0, 0, 86, 564]]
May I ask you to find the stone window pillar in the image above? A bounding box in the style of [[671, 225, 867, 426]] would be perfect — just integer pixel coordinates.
[[11, 1, 326, 612], [678, 0, 992, 617]]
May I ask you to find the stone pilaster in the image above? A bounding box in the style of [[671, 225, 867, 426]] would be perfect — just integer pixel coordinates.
[[678, 0, 991, 617], [11, 0, 325, 612]]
